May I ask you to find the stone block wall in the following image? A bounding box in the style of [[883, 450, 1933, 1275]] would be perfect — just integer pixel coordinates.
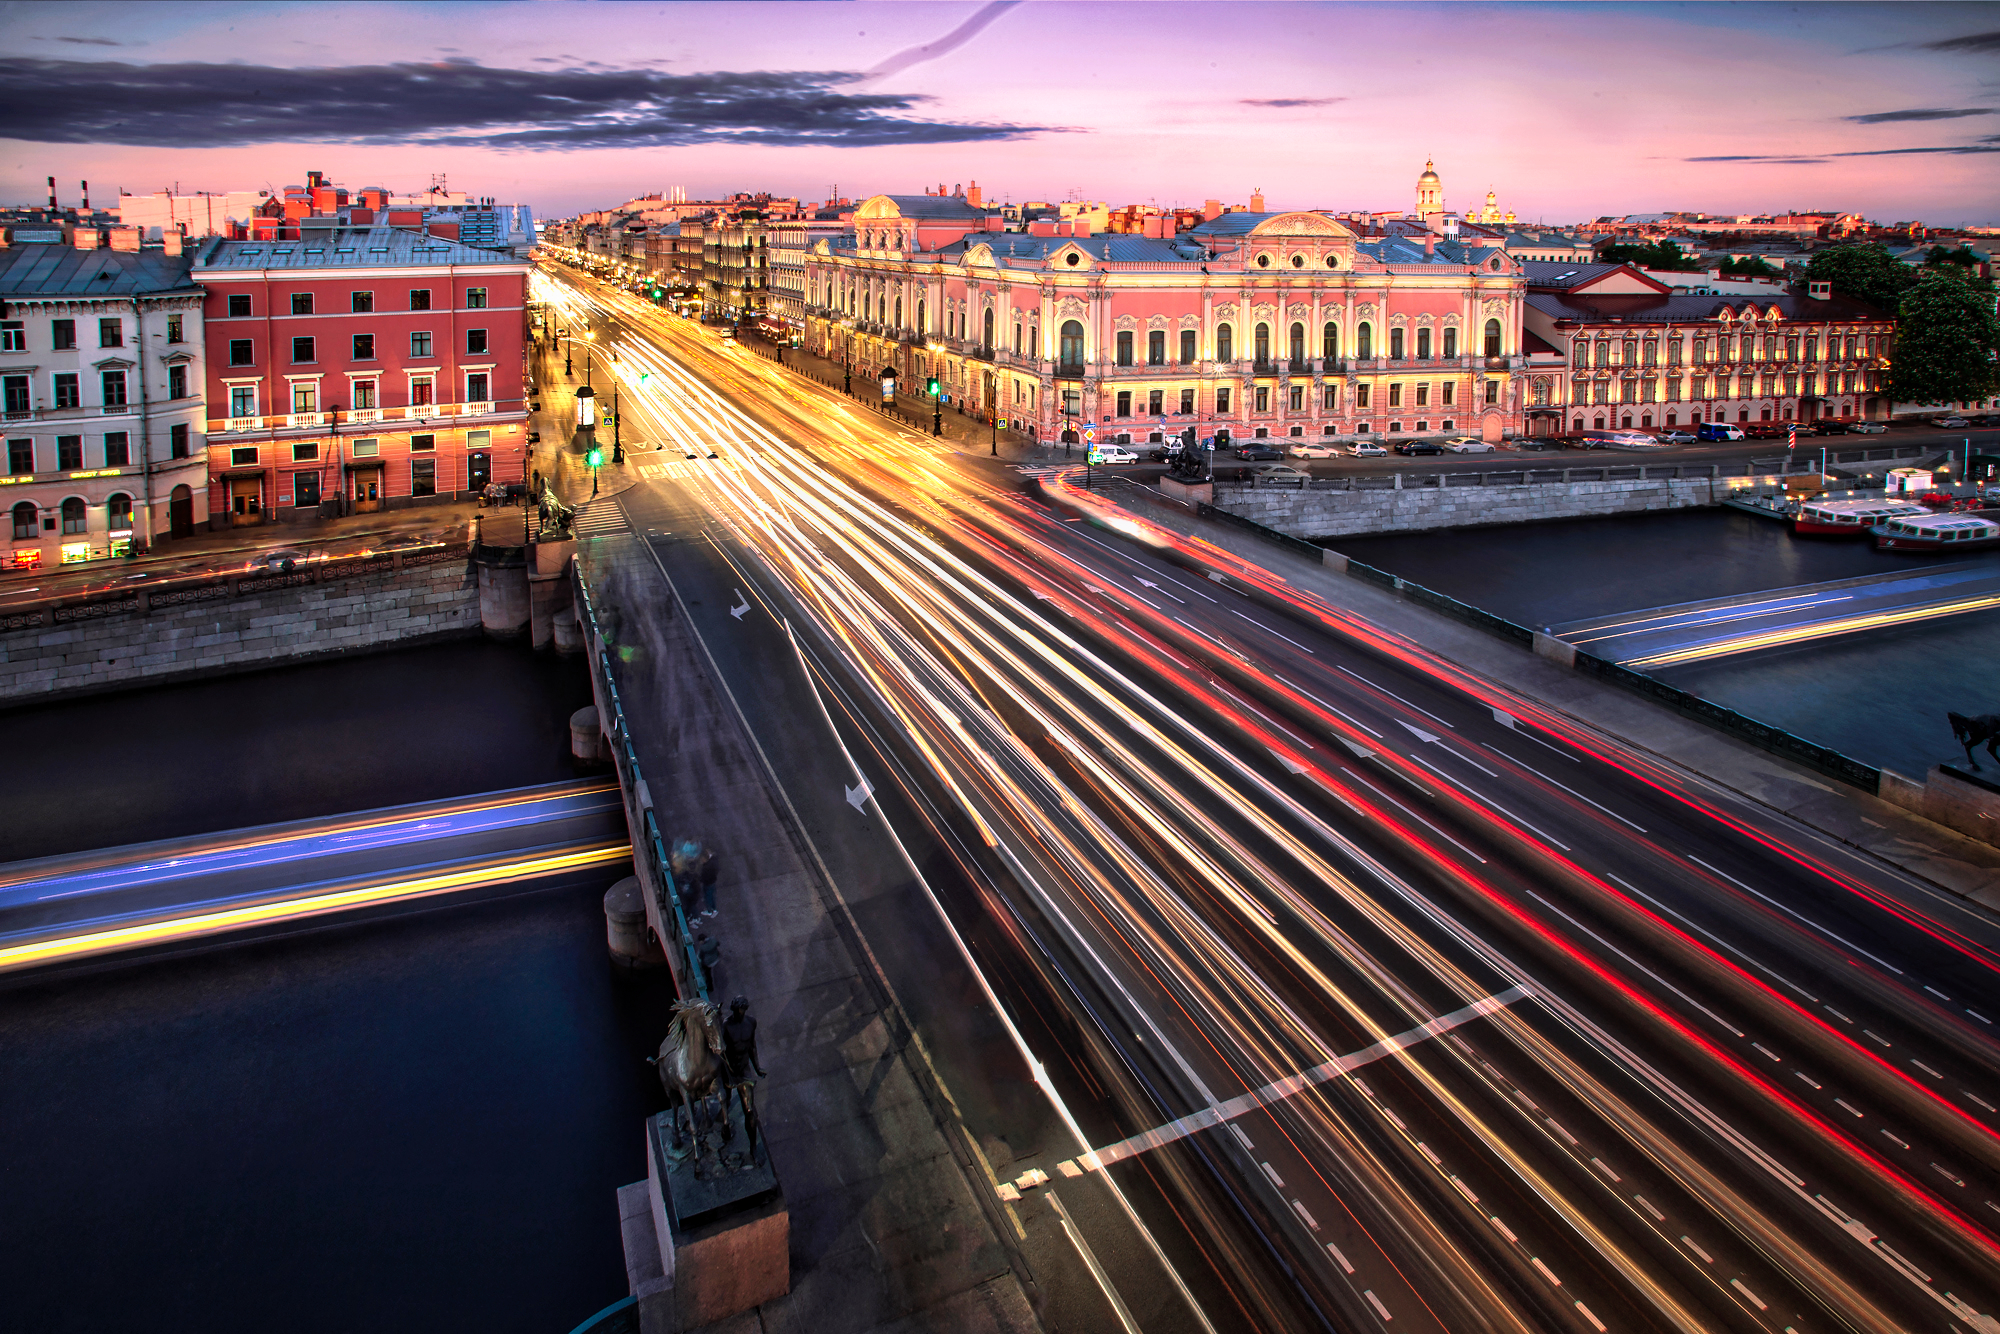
[[1215, 476, 1718, 540], [0, 558, 480, 705]]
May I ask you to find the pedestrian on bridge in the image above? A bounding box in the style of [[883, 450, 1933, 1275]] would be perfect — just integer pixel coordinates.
[[697, 849, 719, 920]]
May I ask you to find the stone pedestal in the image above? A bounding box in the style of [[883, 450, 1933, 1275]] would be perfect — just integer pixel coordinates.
[[604, 876, 665, 969], [528, 538, 577, 650], [472, 543, 530, 639], [642, 1106, 787, 1332]]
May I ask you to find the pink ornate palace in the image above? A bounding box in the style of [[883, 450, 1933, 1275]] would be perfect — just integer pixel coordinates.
[[803, 193, 1530, 445]]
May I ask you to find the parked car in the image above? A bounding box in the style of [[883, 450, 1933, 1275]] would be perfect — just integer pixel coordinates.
[[1232, 442, 1284, 461], [246, 548, 319, 573], [1697, 423, 1745, 442], [1934, 416, 1971, 429], [1515, 438, 1563, 451], [1393, 439, 1444, 455], [1657, 429, 1697, 444], [1443, 436, 1494, 453], [1743, 423, 1787, 439], [1848, 421, 1887, 433], [1088, 444, 1140, 464], [1289, 441, 1340, 459], [1348, 440, 1388, 457], [1562, 434, 1609, 450], [1250, 464, 1312, 483]]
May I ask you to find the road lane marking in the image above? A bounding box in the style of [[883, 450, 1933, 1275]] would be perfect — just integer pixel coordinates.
[[1491, 748, 1646, 831], [1059, 988, 1528, 1174], [1407, 753, 1572, 850], [1335, 664, 1456, 727], [1686, 854, 1906, 975], [1271, 673, 1384, 737], [1230, 608, 1317, 653], [1606, 873, 1819, 1001], [1524, 890, 1744, 1037]]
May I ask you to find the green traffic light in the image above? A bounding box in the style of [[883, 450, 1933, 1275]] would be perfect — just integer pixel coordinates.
[[587, 448, 603, 467], [926, 377, 940, 396]]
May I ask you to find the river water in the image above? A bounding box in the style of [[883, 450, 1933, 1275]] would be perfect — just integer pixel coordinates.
[[0, 641, 669, 1333], [1331, 508, 2000, 780]]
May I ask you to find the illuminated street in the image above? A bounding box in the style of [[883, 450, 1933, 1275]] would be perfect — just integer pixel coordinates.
[[532, 261, 2000, 1334]]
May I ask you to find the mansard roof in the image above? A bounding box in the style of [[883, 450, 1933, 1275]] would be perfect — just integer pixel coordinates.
[[853, 193, 995, 221], [0, 243, 197, 298], [1526, 289, 1892, 326]]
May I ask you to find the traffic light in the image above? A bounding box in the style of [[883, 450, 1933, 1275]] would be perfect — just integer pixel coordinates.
[[926, 377, 941, 397], [586, 447, 604, 468]]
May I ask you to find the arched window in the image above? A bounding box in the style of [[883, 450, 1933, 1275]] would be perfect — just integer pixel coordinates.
[[916, 300, 926, 334], [1443, 327, 1457, 359], [61, 497, 86, 535], [1180, 330, 1196, 365], [1148, 330, 1165, 366], [11, 501, 36, 540], [1389, 327, 1404, 360], [983, 307, 994, 353], [1484, 318, 1503, 358], [1417, 328, 1432, 360], [1059, 320, 1084, 371], [1216, 323, 1233, 362], [106, 493, 133, 530], [1323, 322, 1338, 362], [1254, 323, 1271, 366], [1356, 322, 1372, 360], [1288, 322, 1305, 365], [895, 297, 903, 328], [1116, 330, 1133, 366]]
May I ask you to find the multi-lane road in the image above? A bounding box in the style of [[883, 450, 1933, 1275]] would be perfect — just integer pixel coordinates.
[[540, 264, 2000, 1334]]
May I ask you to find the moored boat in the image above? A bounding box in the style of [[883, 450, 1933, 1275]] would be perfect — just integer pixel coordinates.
[[1873, 512, 2000, 553], [1793, 497, 1930, 538]]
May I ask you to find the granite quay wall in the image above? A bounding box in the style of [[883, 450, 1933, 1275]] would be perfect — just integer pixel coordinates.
[[0, 546, 482, 706], [1215, 472, 1726, 539]]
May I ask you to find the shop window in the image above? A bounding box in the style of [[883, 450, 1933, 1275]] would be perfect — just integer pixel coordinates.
[[107, 494, 133, 530], [411, 459, 437, 496], [60, 497, 86, 534], [12, 500, 37, 539]]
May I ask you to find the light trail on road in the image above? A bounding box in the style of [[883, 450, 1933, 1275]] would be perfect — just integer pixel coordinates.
[[545, 267, 2000, 1334]]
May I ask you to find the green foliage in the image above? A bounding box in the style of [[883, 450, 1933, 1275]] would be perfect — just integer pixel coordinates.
[[1888, 265, 2000, 407], [1717, 255, 1780, 278], [1596, 240, 1702, 272], [1923, 244, 1982, 271], [1805, 244, 1914, 312]]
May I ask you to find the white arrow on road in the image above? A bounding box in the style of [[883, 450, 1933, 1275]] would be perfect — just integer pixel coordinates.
[[729, 590, 751, 620], [1336, 736, 1376, 760], [845, 778, 874, 810], [1135, 577, 1161, 589], [1268, 748, 1309, 775], [1398, 720, 1442, 745], [1401, 720, 1500, 775], [1031, 588, 1053, 600]]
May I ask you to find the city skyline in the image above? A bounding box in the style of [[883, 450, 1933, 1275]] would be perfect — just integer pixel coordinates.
[[2, 0, 1998, 225]]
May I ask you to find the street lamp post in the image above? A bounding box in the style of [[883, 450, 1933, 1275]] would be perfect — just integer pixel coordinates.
[[612, 384, 622, 464]]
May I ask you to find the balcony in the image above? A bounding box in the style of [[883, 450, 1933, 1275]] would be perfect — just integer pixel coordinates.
[[1056, 362, 1085, 379], [1252, 361, 1279, 376], [1289, 359, 1314, 375], [462, 400, 494, 418], [287, 411, 327, 429], [100, 402, 131, 416], [348, 408, 381, 424], [228, 416, 259, 433]]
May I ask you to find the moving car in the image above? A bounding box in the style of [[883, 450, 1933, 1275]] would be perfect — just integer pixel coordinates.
[[1393, 439, 1444, 455], [1697, 422, 1745, 441], [1232, 442, 1284, 461], [1088, 444, 1139, 464], [1289, 441, 1340, 459], [1516, 438, 1563, 451], [1657, 429, 1697, 444], [1848, 421, 1888, 433], [1348, 441, 1388, 457], [1443, 436, 1494, 453], [1934, 416, 1971, 429], [1250, 464, 1312, 482]]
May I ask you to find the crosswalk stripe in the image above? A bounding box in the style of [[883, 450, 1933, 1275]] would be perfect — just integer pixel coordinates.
[[571, 502, 628, 535]]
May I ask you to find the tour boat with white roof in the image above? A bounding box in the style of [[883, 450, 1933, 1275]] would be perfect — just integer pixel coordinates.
[[1793, 497, 1930, 538], [1872, 512, 2000, 553]]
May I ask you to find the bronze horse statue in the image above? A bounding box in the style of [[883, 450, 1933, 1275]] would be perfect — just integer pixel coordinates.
[[1948, 712, 2000, 769], [650, 999, 724, 1159]]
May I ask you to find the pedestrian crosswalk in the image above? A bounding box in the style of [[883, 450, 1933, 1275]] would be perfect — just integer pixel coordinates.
[[1012, 465, 1080, 480], [638, 457, 743, 481], [571, 501, 628, 536]]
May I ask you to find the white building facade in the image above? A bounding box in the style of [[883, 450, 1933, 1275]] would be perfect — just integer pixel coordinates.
[[2, 236, 208, 570]]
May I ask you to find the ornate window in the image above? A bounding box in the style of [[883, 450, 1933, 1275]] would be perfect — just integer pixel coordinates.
[[1356, 323, 1371, 360], [1216, 324, 1234, 362], [1323, 322, 1339, 362], [1059, 320, 1084, 371], [1254, 323, 1271, 365], [1484, 319, 1502, 357]]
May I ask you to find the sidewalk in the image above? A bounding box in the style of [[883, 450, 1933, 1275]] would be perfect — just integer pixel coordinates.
[[1080, 479, 2000, 909], [578, 532, 1042, 1334]]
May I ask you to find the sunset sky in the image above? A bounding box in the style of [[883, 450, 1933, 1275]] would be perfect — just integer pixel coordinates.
[[3, 0, 1998, 225]]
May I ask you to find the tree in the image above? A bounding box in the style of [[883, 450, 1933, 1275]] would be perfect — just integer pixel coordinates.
[[1805, 243, 1914, 311], [1597, 239, 1701, 271], [1923, 244, 1984, 273], [1718, 255, 1781, 278], [1888, 264, 2000, 407]]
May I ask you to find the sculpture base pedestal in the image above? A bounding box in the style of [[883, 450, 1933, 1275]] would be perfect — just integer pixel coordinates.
[[642, 1106, 787, 1332]]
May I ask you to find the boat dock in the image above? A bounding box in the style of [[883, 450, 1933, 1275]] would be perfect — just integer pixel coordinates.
[[1547, 561, 2000, 668]]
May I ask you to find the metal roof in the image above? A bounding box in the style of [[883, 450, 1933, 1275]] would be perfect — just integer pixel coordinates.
[[1526, 289, 1891, 325], [869, 195, 995, 220], [193, 226, 524, 271], [0, 244, 197, 298]]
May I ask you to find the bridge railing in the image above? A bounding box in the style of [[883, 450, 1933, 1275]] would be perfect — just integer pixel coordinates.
[[573, 563, 710, 1000]]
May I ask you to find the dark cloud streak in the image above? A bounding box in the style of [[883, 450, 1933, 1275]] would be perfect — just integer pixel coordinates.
[[0, 57, 1056, 150], [1689, 143, 2000, 163], [1921, 29, 2000, 54], [1241, 97, 1343, 108], [1846, 107, 1993, 123]]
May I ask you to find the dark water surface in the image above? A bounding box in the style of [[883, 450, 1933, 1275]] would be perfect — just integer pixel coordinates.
[[1, 638, 596, 864], [1331, 509, 2000, 778], [0, 640, 655, 1332], [0, 880, 671, 1334]]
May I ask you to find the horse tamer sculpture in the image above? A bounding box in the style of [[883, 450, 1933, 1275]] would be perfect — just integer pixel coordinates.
[[1948, 712, 2000, 769]]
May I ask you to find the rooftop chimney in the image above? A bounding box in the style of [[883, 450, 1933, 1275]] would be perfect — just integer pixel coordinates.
[[162, 229, 183, 256], [1423, 233, 1435, 258], [81, 180, 90, 211], [967, 180, 982, 209], [47, 176, 56, 211], [1203, 199, 1222, 221], [1249, 190, 1265, 213]]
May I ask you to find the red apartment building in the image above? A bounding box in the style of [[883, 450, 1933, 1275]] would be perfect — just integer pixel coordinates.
[[193, 228, 528, 524]]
